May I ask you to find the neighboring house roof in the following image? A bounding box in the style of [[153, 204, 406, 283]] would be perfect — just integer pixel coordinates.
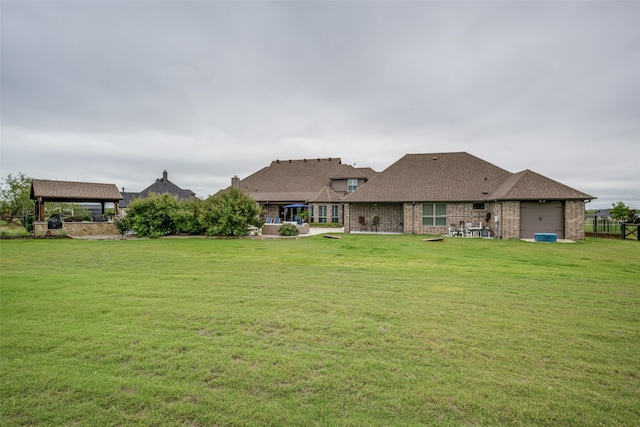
[[31, 179, 123, 202], [119, 192, 138, 208], [138, 171, 196, 200], [343, 152, 513, 202], [490, 169, 594, 201], [590, 209, 611, 218], [121, 171, 196, 207], [234, 158, 351, 203]]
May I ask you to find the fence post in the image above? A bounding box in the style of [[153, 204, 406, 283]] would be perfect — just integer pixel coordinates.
[[593, 216, 598, 238]]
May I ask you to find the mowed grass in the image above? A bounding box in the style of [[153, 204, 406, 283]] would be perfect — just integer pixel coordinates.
[[1, 236, 639, 426]]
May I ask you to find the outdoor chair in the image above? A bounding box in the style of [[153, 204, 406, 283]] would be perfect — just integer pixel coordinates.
[[458, 221, 466, 237], [273, 217, 280, 224], [465, 222, 474, 237], [371, 216, 379, 232], [448, 224, 458, 237], [359, 216, 367, 231]]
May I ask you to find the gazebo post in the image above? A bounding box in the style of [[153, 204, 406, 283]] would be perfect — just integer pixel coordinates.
[[36, 197, 45, 221]]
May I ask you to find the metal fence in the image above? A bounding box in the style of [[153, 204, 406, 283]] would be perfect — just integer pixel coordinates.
[[586, 217, 640, 240], [585, 216, 622, 238]]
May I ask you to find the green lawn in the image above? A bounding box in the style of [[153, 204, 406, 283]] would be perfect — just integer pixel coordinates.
[[1, 236, 639, 426]]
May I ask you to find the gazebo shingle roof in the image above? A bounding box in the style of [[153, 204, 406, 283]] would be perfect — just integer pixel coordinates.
[[31, 179, 123, 202]]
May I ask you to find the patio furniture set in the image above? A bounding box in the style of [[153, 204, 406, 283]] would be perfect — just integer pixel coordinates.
[[448, 222, 492, 238]]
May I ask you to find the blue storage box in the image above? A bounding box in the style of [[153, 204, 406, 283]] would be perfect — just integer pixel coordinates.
[[534, 233, 557, 242]]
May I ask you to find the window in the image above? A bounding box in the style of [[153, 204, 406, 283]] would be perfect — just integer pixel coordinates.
[[473, 203, 485, 210], [347, 179, 358, 193], [318, 205, 327, 223], [331, 205, 339, 223], [423, 203, 447, 226], [310, 205, 314, 222]]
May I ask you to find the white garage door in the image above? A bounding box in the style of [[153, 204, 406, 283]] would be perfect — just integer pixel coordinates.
[[520, 201, 564, 239]]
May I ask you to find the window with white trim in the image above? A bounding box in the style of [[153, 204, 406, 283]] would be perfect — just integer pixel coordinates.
[[347, 179, 358, 193]]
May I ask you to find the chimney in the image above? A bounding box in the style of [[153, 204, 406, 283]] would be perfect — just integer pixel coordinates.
[[231, 175, 240, 188], [162, 170, 168, 182]]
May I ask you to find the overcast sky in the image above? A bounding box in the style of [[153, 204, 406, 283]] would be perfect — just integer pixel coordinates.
[[2, 1, 638, 209]]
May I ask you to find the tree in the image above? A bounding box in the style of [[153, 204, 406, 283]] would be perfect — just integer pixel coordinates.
[[199, 187, 262, 236], [610, 201, 631, 222], [0, 173, 33, 223]]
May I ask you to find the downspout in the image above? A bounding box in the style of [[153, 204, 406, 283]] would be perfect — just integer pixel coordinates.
[[412, 202, 415, 234], [498, 201, 503, 239]]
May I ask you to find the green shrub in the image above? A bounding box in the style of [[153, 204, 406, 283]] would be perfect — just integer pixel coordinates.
[[126, 193, 179, 238], [199, 188, 261, 236], [0, 228, 31, 239], [278, 223, 299, 236], [24, 214, 34, 232], [309, 222, 341, 228], [113, 216, 131, 237], [173, 198, 204, 235]]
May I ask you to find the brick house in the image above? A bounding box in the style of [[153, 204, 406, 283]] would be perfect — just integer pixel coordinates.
[[228, 158, 377, 224], [342, 152, 594, 240]]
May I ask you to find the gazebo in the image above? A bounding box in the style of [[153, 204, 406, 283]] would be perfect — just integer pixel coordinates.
[[30, 179, 123, 236], [31, 179, 123, 221]]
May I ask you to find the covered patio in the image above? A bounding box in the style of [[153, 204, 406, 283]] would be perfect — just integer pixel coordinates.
[[30, 179, 123, 237]]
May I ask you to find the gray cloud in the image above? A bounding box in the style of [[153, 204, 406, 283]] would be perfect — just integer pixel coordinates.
[[2, 1, 638, 207]]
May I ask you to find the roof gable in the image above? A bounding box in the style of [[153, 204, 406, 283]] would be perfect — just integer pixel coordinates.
[[490, 169, 594, 201], [31, 179, 123, 202], [329, 164, 367, 180], [136, 171, 196, 200], [310, 186, 343, 203], [344, 152, 512, 202], [139, 181, 196, 200]]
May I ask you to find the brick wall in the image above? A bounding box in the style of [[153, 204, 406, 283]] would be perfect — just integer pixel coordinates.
[[565, 200, 586, 240], [404, 202, 495, 235], [500, 201, 521, 239], [347, 203, 404, 233], [343, 199, 587, 239]]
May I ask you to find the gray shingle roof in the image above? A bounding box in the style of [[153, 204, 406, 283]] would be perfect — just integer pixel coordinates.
[[343, 152, 512, 202], [329, 164, 367, 180], [138, 180, 196, 200], [490, 169, 594, 200], [124, 171, 196, 206], [343, 152, 594, 203], [31, 179, 123, 202], [236, 158, 347, 203]]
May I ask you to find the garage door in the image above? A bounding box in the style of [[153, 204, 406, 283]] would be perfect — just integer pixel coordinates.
[[520, 201, 564, 239]]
